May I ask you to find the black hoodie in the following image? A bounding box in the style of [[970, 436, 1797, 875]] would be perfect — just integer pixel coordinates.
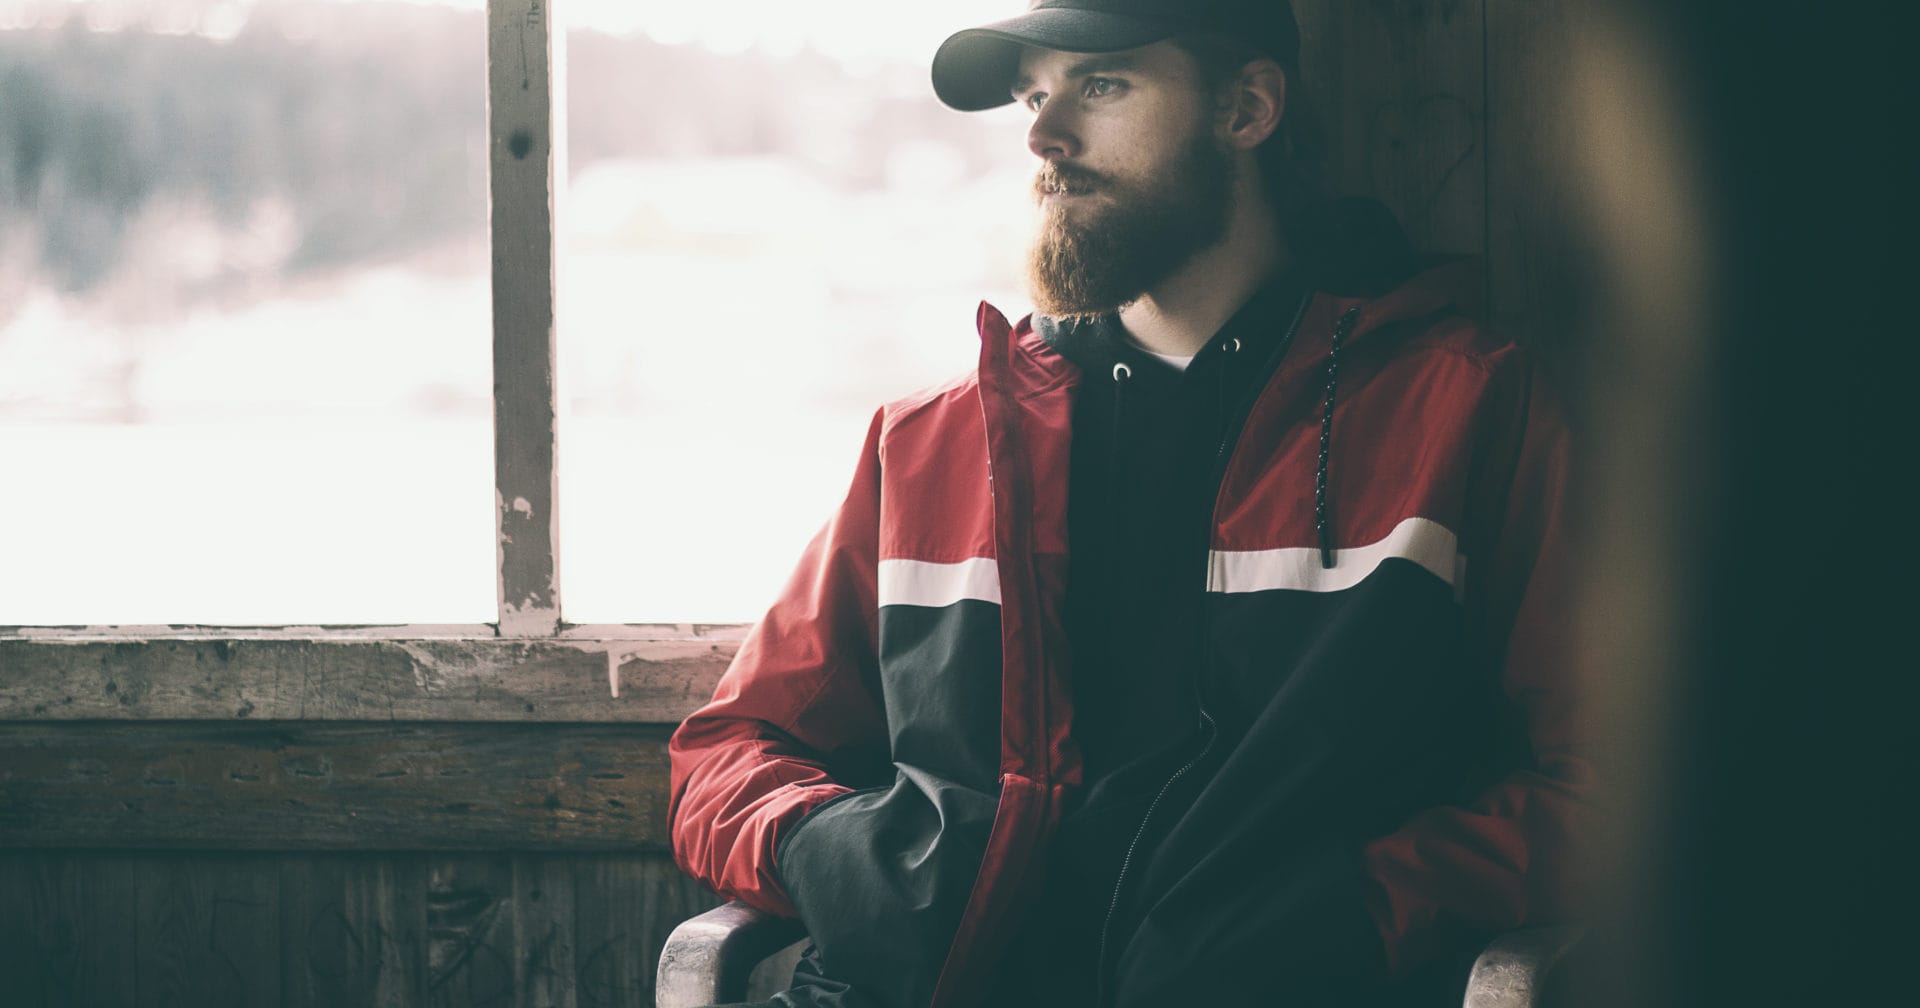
[[992, 201, 1481, 1006]]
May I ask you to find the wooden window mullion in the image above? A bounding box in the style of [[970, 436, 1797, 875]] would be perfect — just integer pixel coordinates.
[[487, 0, 565, 636]]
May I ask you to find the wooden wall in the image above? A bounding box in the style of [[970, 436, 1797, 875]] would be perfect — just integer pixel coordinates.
[[0, 637, 733, 1008], [0, 851, 717, 1008], [0, 4, 1597, 1006], [1300, 0, 1595, 401]]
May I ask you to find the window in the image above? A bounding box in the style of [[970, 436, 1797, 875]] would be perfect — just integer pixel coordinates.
[[553, 3, 1030, 622], [0, 0, 1030, 633], [1, 0, 494, 625]]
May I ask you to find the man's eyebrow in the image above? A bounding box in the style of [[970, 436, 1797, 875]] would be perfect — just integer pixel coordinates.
[[1009, 54, 1145, 98]]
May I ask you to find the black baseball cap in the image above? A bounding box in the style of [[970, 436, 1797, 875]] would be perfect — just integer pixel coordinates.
[[932, 0, 1301, 112]]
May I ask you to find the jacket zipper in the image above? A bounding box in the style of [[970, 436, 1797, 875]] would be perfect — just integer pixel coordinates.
[[1090, 290, 1317, 1007], [1090, 709, 1217, 1007]]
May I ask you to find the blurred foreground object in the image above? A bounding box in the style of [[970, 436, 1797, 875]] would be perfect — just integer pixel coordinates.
[[1563, 1, 1909, 1005]]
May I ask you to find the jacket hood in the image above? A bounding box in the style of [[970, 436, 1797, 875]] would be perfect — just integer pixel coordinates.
[[1291, 194, 1480, 348]]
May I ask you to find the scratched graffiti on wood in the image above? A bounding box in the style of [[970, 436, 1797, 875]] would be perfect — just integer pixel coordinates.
[[1294, 0, 1488, 257], [0, 852, 723, 1008], [1367, 92, 1479, 246]]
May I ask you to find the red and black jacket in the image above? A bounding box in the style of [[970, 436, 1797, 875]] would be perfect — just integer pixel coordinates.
[[668, 262, 1591, 1007]]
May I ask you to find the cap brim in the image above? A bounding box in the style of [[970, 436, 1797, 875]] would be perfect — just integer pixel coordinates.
[[932, 10, 1178, 112]]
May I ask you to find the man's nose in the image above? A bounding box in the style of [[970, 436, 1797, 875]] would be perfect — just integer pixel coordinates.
[[1026, 101, 1081, 160]]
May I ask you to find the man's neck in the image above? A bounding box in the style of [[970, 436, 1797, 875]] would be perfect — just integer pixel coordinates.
[[1119, 193, 1288, 358]]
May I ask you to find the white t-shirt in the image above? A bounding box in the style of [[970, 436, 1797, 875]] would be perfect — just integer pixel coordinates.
[[1124, 334, 1196, 372]]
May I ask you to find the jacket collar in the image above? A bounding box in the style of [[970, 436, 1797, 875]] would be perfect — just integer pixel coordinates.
[[979, 256, 1481, 396]]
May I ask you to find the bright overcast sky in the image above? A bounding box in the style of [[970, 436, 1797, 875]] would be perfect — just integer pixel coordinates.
[[457, 0, 1013, 64], [4, 1, 1020, 66]]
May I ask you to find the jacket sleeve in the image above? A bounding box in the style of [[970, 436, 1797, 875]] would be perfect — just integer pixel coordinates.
[[667, 410, 891, 917], [1359, 360, 1597, 974]]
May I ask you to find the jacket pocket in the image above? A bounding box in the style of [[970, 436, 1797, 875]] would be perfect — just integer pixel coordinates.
[[773, 769, 1000, 1008]]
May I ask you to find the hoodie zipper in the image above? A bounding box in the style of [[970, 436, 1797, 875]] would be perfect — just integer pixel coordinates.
[[1090, 290, 1316, 1008]]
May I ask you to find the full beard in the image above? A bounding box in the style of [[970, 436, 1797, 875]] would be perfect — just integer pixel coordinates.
[[1025, 131, 1236, 320]]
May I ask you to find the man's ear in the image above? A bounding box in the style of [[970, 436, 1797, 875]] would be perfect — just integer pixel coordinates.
[[1223, 60, 1286, 151]]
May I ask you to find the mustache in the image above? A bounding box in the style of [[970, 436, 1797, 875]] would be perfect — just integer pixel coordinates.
[[1033, 162, 1109, 201]]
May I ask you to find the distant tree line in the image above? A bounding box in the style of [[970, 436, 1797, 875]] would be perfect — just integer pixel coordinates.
[[0, 1, 1008, 311]]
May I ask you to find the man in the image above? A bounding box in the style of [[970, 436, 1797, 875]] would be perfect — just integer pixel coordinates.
[[669, 2, 1589, 1006]]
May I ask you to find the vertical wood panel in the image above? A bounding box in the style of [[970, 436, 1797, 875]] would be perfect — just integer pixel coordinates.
[[573, 855, 721, 1008], [1296, 0, 1487, 258], [129, 854, 281, 1008], [426, 855, 518, 1008], [1484, 0, 1602, 385], [0, 854, 63, 1007], [202, 856, 282, 1008], [136, 856, 284, 1006], [137, 855, 212, 1007], [351, 857, 429, 1006], [513, 855, 578, 1008], [0, 853, 143, 1007], [279, 855, 347, 1008], [87, 855, 145, 1006], [570, 857, 653, 1008], [281, 855, 425, 1007]]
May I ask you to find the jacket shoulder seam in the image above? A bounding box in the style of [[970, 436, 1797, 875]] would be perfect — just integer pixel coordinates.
[[1391, 317, 1523, 377], [883, 370, 980, 419]]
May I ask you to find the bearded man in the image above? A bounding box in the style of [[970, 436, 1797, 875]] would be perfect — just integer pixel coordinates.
[[668, 2, 1591, 1006]]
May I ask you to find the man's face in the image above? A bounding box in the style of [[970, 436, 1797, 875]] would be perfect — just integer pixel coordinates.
[[1012, 41, 1234, 319]]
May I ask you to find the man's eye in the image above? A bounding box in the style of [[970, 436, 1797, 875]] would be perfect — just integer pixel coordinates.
[[1083, 77, 1122, 98], [1024, 92, 1048, 112]]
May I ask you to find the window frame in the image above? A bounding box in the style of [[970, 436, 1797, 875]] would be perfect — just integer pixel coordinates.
[[0, 0, 740, 720]]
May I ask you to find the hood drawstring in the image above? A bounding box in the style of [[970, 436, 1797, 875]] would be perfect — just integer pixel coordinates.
[[1316, 306, 1362, 569], [1215, 336, 1241, 450], [1107, 361, 1132, 524]]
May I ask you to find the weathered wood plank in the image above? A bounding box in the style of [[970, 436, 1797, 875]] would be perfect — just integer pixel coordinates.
[[282, 856, 353, 1007], [137, 854, 214, 1007], [203, 855, 283, 1008], [134, 854, 281, 1008], [426, 855, 519, 1008], [280, 855, 430, 1008], [0, 723, 673, 850], [573, 855, 722, 1008], [0, 853, 142, 1006], [571, 857, 656, 1008], [360, 857, 431, 1006], [0, 852, 710, 1008], [0, 637, 736, 722], [0, 854, 64, 1006], [81, 854, 145, 1007], [514, 854, 579, 1008], [1296, 0, 1487, 257]]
